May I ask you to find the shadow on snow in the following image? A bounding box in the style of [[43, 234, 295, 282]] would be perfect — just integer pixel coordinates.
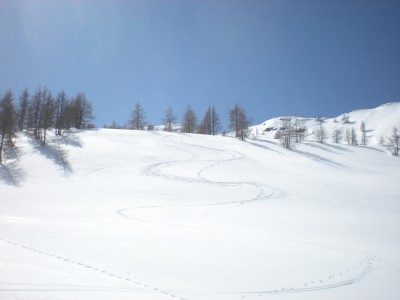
[[0, 162, 24, 186], [33, 143, 72, 176], [27, 133, 73, 176]]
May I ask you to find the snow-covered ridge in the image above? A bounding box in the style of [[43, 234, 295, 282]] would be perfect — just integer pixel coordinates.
[[251, 102, 400, 145]]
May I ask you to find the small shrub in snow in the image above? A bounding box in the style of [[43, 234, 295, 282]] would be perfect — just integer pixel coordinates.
[[341, 114, 349, 124], [147, 124, 154, 131]]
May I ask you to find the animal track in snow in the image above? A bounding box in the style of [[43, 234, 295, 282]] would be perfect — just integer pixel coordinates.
[[0, 237, 189, 300]]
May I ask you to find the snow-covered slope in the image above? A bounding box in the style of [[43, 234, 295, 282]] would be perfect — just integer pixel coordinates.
[[252, 102, 400, 145], [1, 122, 399, 299], [153, 123, 182, 132]]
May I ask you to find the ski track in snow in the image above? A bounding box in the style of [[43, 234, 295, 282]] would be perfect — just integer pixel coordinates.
[[115, 133, 378, 298], [0, 132, 380, 299], [146, 134, 277, 205], [117, 134, 276, 232]]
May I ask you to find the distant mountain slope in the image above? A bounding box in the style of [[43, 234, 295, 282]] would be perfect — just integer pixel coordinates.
[[251, 102, 400, 145]]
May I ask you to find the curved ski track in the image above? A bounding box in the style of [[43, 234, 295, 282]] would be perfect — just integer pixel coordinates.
[[116, 134, 378, 298], [0, 133, 378, 300]]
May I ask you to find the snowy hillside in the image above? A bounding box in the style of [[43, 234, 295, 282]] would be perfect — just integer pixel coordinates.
[[1, 106, 400, 299], [251, 102, 400, 145]]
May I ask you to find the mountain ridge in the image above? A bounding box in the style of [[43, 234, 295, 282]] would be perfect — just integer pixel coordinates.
[[251, 102, 400, 145]]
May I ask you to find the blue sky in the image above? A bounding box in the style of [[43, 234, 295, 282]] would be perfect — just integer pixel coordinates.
[[1, 0, 399, 129]]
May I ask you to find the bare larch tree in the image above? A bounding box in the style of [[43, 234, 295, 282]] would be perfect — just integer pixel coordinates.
[[163, 106, 177, 132], [360, 121, 367, 146], [228, 103, 251, 140], [278, 117, 296, 149], [331, 128, 343, 143], [0, 91, 16, 163], [54, 91, 68, 136], [315, 124, 327, 144], [18, 88, 29, 131], [386, 127, 399, 156], [199, 106, 221, 135], [73, 93, 93, 129], [351, 128, 358, 146], [182, 105, 197, 133], [130, 101, 146, 130]]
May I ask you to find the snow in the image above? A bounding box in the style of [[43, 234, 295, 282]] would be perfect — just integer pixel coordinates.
[[252, 102, 400, 145], [1, 103, 400, 300]]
